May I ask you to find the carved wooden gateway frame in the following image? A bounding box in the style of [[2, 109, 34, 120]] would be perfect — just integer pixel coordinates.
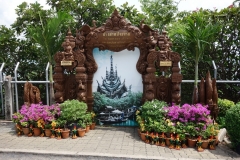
[[53, 9, 182, 110]]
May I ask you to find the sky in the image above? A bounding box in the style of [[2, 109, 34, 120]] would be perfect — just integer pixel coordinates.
[[0, 0, 234, 28]]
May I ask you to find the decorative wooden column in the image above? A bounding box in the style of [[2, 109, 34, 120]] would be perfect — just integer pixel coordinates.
[[144, 50, 158, 101], [53, 53, 65, 103], [171, 52, 182, 104]]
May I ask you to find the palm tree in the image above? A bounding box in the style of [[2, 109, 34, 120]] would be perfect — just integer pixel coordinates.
[[169, 11, 221, 103], [28, 11, 73, 104]]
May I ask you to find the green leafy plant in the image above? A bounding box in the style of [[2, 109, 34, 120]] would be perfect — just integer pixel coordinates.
[[175, 122, 186, 137], [58, 99, 88, 129], [218, 98, 235, 117], [169, 10, 221, 103], [203, 123, 218, 139], [225, 102, 240, 149], [77, 119, 86, 129], [20, 121, 29, 128], [84, 113, 92, 126], [27, 11, 73, 104], [165, 119, 175, 134], [12, 112, 23, 124], [217, 98, 235, 128], [139, 99, 167, 132], [185, 122, 198, 139]]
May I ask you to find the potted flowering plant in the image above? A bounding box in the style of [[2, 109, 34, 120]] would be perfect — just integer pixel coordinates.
[[140, 99, 167, 132], [77, 119, 86, 137], [20, 121, 30, 136], [18, 102, 61, 137], [164, 119, 175, 137], [84, 113, 92, 132], [90, 111, 96, 130], [12, 112, 23, 135], [12, 112, 23, 124], [57, 99, 88, 138]]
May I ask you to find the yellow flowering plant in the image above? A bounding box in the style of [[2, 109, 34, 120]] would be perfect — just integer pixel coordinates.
[[165, 119, 175, 134], [37, 119, 45, 128], [91, 111, 96, 122]]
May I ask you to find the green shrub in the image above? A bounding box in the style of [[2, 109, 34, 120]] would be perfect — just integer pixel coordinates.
[[216, 98, 235, 128], [57, 99, 88, 128], [140, 99, 167, 132], [225, 102, 240, 148], [218, 98, 235, 117]]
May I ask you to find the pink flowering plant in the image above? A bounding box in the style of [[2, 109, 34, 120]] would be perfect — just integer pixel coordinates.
[[19, 102, 61, 127], [164, 103, 211, 138]]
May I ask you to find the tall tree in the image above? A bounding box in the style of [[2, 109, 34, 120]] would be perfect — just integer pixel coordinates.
[[27, 11, 74, 104], [47, 0, 115, 28], [139, 0, 178, 30], [169, 10, 221, 103], [11, 2, 51, 36], [117, 2, 146, 26]]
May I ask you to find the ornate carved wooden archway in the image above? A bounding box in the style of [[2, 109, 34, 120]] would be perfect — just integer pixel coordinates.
[[53, 9, 182, 110]]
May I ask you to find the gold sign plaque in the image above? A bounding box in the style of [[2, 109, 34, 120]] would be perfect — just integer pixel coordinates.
[[61, 61, 73, 66], [160, 61, 172, 66]]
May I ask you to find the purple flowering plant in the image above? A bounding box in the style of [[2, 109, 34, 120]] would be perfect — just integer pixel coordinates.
[[19, 102, 61, 127], [165, 103, 210, 124], [164, 103, 211, 138]]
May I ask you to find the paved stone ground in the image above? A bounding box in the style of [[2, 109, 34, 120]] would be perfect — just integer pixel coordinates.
[[0, 120, 239, 160]]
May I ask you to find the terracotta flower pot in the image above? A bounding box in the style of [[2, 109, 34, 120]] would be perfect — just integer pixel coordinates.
[[78, 128, 86, 137], [61, 129, 70, 139], [140, 132, 146, 141], [44, 129, 52, 137], [33, 128, 41, 136], [85, 125, 90, 133], [188, 138, 197, 148], [201, 139, 209, 149], [165, 138, 171, 146], [90, 123, 95, 130], [22, 127, 30, 136]]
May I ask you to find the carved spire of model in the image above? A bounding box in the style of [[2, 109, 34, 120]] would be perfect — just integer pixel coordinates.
[[97, 55, 128, 99]]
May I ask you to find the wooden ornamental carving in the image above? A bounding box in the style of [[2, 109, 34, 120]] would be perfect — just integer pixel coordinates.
[[53, 29, 87, 103], [54, 9, 182, 110], [24, 82, 41, 105], [199, 71, 219, 120]]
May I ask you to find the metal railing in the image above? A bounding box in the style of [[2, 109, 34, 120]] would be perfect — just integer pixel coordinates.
[[0, 63, 5, 116], [0, 62, 50, 113]]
